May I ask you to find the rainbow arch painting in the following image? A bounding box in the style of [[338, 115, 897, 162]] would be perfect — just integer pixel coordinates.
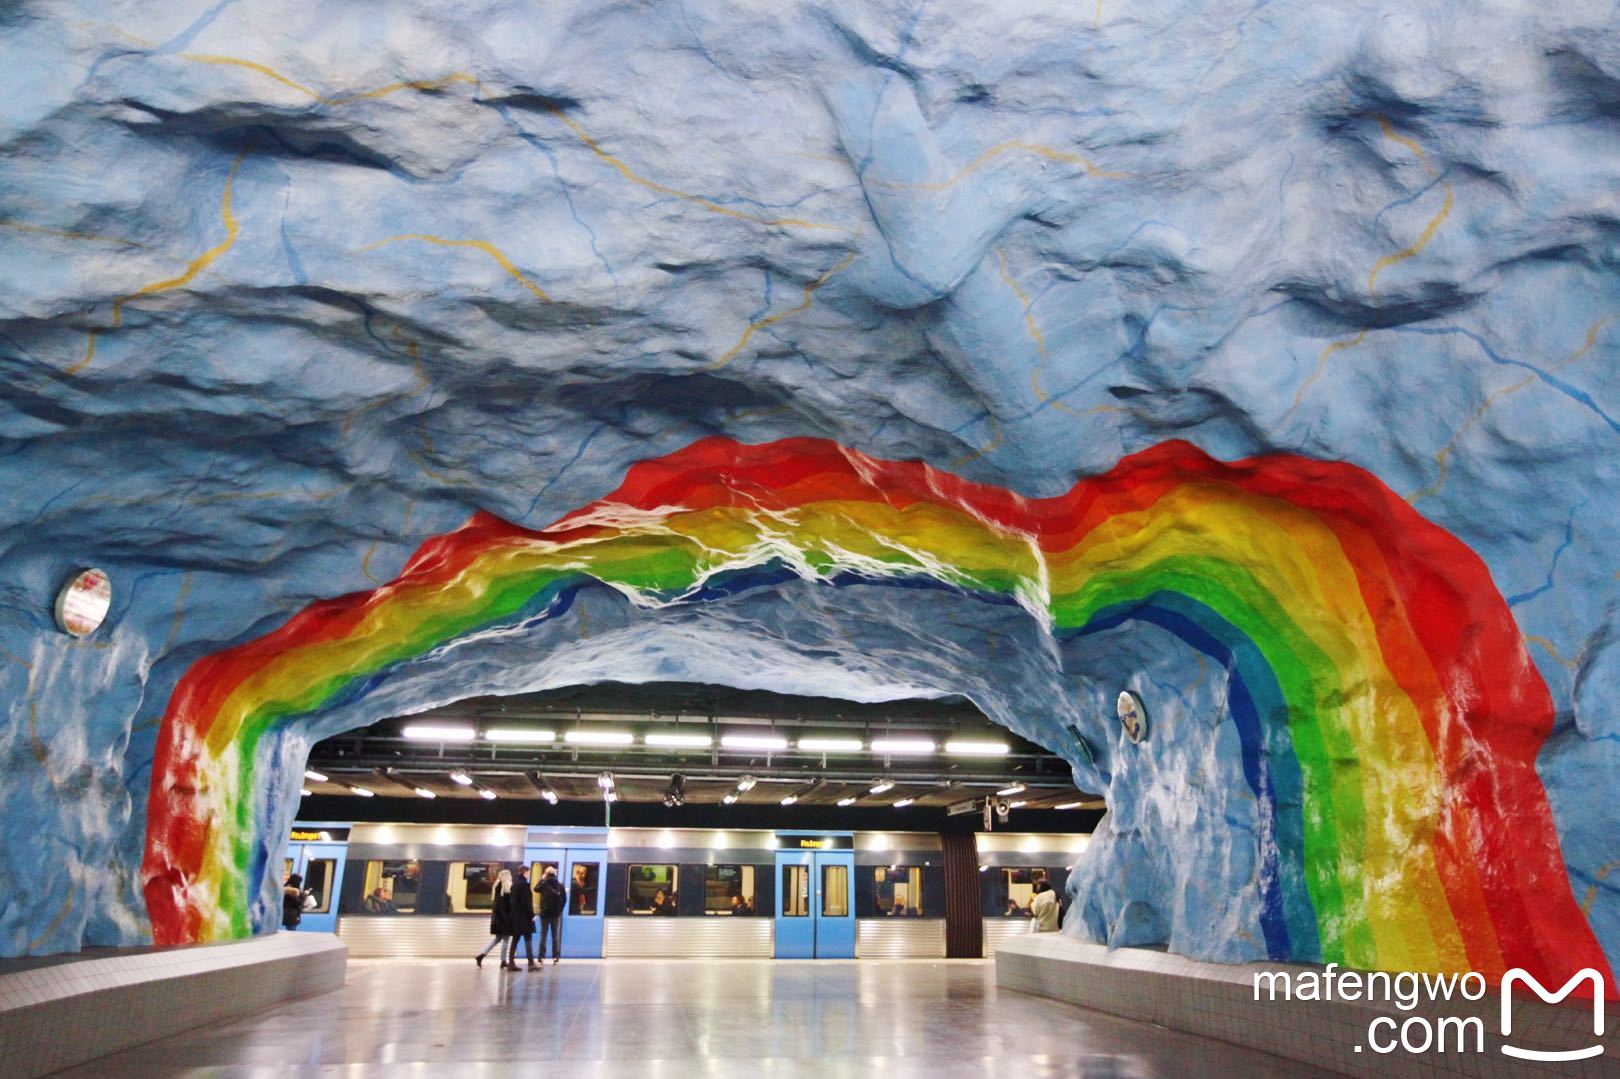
[[142, 436, 1610, 989]]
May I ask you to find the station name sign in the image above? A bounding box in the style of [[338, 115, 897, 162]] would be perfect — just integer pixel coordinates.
[[777, 834, 853, 849], [289, 828, 350, 842]]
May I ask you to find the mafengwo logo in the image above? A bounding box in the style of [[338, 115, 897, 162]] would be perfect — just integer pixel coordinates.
[[1500, 968, 1605, 1063]]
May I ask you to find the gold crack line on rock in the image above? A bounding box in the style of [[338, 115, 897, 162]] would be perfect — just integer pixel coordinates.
[[360, 500, 415, 586], [1580, 859, 1620, 917], [543, 106, 852, 234], [67, 150, 246, 376], [175, 53, 477, 106], [26, 886, 74, 954], [352, 234, 551, 303], [865, 139, 1131, 193], [1524, 634, 1581, 670], [950, 414, 1004, 469], [1409, 314, 1617, 503], [703, 243, 859, 371], [1285, 120, 1454, 420]]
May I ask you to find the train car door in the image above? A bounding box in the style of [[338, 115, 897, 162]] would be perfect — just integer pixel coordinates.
[[288, 842, 346, 934], [528, 847, 605, 958], [774, 848, 855, 958]]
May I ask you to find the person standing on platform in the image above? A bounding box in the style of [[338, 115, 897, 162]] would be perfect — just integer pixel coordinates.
[[1030, 879, 1060, 933], [506, 864, 538, 970], [536, 866, 566, 965], [282, 873, 309, 930], [474, 868, 514, 968]]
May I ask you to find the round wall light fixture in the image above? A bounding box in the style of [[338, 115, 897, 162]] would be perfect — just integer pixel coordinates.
[[1117, 690, 1148, 743], [55, 568, 111, 637]]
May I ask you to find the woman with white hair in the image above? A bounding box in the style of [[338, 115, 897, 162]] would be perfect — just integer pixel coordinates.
[[474, 868, 515, 968]]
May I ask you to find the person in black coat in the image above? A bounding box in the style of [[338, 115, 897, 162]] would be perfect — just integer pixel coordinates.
[[474, 869, 513, 968], [536, 866, 566, 964], [282, 873, 308, 930], [506, 865, 537, 970]]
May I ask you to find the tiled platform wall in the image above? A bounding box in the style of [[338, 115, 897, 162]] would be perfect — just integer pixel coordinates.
[[0, 933, 346, 1077], [996, 935, 1616, 1078]]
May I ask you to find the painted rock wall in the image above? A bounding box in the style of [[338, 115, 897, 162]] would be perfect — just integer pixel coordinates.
[[1, 0, 1616, 984]]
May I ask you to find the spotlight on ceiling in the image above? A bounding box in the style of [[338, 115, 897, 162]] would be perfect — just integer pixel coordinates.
[[597, 771, 616, 790], [996, 783, 1026, 797], [525, 771, 560, 805], [348, 785, 375, 798], [414, 787, 436, 799], [869, 779, 895, 795], [449, 770, 474, 786], [1009, 800, 1027, 809], [303, 769, 328, 782], [722, 794, 737, 805], [300, 788, 312, 797], [1053, 801, 1084, 810], [836, 797, 857, 807], [478, 788, 498, 801], [892, 798, 914, 808], [780, 795, 798, 806], [735, 774, 758, 792]]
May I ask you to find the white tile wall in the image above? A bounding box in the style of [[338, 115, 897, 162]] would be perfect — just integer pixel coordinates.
[[994, 935, 1618, 1078], [0, 933, 346, 1079]]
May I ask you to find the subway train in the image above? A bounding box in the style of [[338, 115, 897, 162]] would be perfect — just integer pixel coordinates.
[[284, 822, 1089, 959]]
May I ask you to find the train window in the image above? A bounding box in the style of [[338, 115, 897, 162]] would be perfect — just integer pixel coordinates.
[[361, 859, 420, 913], [448, 861, 508, 913], [703, 865, 757, 915], [873, 865, 923, 916], [821, 863, 849, 917], [999, 867, 1048, 916], [568, 862, 599, 915], [781, 864, 809, 917], [303, 859, 335, 914], [626, 863, 678, 914]]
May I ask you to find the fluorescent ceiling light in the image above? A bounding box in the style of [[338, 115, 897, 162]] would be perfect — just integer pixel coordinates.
[[798, 737, 863, 752], [892, 798, 914, 808], [484, 728, 557, 743], [996, 784, 1026, 796], [870, 738, 935, 754], [348, 785, 374, 797], [414, 788, 436, 799], [836, 797, 857, 807], [303, 769, 328, 782], [403, 724, 475, 741], [1009, 801, 1027, 809], [449, 771, 473, 786], [299, 788, 312, 797], [944, 740, 1008, 756], [780, 795, 798, 806], [735, 775, 758, 792], [721, 733, 788, 751], [478, 788, 497, 800], [722, 794, 737, 804], [566, 729, 633, 746], [646, 732, 713, 748], [869, 779, 895, 795], [1053, 801, 1084, 810]]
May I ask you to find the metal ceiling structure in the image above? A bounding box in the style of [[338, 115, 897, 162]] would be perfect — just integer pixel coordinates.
[[303, 682, 1106, 812]]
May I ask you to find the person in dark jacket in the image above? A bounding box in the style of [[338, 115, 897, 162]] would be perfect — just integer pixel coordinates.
[[474, 868, 513, 968], [536, 866, 566, 965], [282, 873, 308, 930], [506, 865, 537, 970]]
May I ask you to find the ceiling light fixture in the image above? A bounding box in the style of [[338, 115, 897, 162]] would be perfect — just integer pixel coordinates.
[[721, 733, 789, 751], [646, 732, 713, 748], [299, 788, 312, 797], [943, 740, 1009, 756], [566, 730, 633, 746], [996, 784, 1026, 797], [525, 772, 560, 805], [478, 788, 498, 800], [348, 785, 375, 798], [735, 775, 758, 792], [597, 771, 616, 790], [892, 798, 914, 808], [869, 779, 895, 795], [303, 769, 328, 782], [870, 738, 935, 754], [798, 737, 864, 752], [402, 724, 476, 741], [836, 797, 857, 807], [780, 795, 798, 806], [1053, 801, 1084, 810], [1009, 800, 1027, 809], [414, 787, 436, 799], [449, 770, 473, 786], [484, 727, 557, 743], [722, 794, 737, 804], [663, 774, 687, 808]]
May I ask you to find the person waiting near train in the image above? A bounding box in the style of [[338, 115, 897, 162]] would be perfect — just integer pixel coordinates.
[[649, 886, 676, 916], [1030, 879, 1060, 933], [1003, 898, 1023, 917], [506, 865, 538, 970], [282, 873, 310, 930], [728, 893, 751, 916], [536, 865, 566, 965], [364, 888, 396, 913], [474, 868, 513, 968]]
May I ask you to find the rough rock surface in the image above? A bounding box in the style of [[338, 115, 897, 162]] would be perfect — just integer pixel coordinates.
[[1, 0, 1617, 973]]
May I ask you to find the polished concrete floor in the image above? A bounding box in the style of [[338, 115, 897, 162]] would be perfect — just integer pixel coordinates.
[[60, 958, 1331, 1077]]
